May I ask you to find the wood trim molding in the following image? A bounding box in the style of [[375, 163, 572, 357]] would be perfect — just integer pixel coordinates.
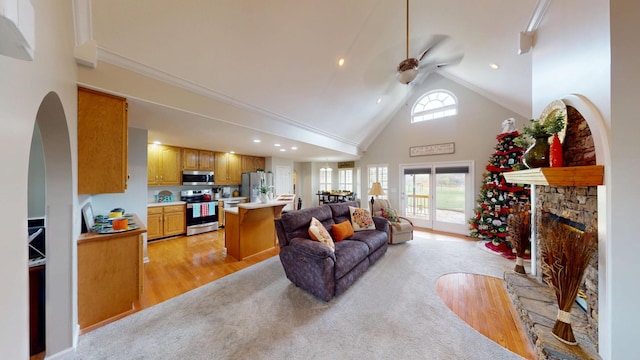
[[503, 165, 604, 186]]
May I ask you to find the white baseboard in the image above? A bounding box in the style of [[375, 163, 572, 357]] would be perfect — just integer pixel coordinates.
[[42, 323, 79, 359], [44, 346, 75, 360], [73, 323, 80, 349]]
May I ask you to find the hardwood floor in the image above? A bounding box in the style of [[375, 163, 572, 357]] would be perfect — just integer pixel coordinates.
[[437, 273, 536, 359], [32, 228, 535, 359], [138, 228, 278, 309]]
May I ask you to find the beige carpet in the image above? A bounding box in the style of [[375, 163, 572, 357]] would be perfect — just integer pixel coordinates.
[[75, 233, 523, 359]]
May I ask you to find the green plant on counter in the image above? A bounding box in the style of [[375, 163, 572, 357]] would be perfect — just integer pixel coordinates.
[[260, 185, 270, 194]]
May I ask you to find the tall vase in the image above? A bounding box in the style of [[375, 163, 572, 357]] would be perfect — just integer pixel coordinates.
[[523, 134, 550, 168], [549, 133, 563, 167]]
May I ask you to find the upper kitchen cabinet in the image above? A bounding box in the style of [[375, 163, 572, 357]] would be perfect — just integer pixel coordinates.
[[215, 152, 241, 185], [241, 155, 266, 173], [78, 87, 128, 194], [182, 148, 214, 171], [148, 144, 181, 186]]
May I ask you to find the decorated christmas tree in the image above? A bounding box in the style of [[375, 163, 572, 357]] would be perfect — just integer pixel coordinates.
[[469, 122, 530, 246]]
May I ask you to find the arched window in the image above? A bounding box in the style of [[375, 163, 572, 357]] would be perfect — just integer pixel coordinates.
[[411, 90, 458, 123]]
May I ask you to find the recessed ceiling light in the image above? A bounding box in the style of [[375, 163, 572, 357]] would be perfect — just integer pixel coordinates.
[[153, 140, 161, 145], [338, 58, 345, 67], [490, 63, 499, 70], [274, 143, 281, 147], [376, 98, 382, 104], [291, 146, 298, 150], [280, 148, 286, 152], [229, 151, 235, 154], [253, 139, 261, 143]]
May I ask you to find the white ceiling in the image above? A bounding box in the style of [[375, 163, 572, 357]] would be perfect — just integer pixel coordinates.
[[87, 0, 537, 161]]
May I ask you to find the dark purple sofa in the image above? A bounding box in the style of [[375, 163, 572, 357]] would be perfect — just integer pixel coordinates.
[[274, 201, 389, 301]]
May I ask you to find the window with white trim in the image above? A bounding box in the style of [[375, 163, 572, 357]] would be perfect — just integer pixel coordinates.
[[338, 168, 353, 192], [411, 90, 457, 123], [367, 165, 388, 200], [319, 167, 332, 192]]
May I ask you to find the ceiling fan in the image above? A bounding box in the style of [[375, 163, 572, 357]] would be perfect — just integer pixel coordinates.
[[397, 0, 463, 84]]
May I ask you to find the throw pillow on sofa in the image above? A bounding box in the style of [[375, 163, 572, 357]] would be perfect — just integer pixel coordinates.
[[331, 220, 354, 241], [349, 206, 375, 231], [308, 217, 335, 251]]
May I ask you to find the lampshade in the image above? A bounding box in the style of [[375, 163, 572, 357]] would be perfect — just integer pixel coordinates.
[[368, 182, 384, 196]]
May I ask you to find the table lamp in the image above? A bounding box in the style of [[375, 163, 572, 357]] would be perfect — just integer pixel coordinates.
[[368, 182, 385, 213]]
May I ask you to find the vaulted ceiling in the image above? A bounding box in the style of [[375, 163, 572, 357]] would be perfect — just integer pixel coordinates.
[[82, 0, 538, 161]]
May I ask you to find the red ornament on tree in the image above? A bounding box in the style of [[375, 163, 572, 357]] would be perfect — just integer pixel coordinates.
[[549, 133, 563, 167]]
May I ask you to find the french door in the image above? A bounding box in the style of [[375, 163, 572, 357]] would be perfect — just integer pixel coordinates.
[[400, 161, 473, 235]]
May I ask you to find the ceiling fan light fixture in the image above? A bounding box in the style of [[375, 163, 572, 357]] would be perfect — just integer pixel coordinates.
[[397, 58, 419, 84], [398, 69, 418, 84]]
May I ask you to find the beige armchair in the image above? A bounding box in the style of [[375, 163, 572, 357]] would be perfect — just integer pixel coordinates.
[[372, 199, 413, 244]]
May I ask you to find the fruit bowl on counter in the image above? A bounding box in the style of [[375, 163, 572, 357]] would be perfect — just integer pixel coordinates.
[[92, 213, 139, 234]]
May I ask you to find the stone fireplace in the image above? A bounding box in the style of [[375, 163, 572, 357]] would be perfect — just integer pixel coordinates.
[[502, 99, 605, 359], [535, 104, 599, 346]]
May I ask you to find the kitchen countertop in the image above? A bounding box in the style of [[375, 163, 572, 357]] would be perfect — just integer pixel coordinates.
[[147, 201, 186, 207], [224, 201, 287, 214], [77, 214, 147, 244], [218, 197, 246, 202]]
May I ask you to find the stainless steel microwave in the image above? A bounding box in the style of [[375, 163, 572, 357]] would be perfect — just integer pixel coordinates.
[[182, 171, 214, 186]]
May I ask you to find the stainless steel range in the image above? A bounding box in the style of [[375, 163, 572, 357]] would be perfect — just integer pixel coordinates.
[[180, 189, 219, 236]]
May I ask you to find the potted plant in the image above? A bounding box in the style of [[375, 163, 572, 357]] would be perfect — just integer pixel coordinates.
[[517, 112, 565, 168], [259, 185, 270, 203]]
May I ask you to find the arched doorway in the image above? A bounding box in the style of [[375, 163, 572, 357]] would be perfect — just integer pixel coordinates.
[[30, 92, 75, 356]]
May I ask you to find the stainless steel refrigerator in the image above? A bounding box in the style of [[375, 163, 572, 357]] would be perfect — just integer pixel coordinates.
[[241, 172, 273, 202]]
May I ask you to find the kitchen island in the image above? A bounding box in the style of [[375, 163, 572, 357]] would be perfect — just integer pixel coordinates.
[[224, 201, 287, 260]]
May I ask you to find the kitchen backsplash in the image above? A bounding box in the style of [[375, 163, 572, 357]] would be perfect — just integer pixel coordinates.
[[148, 185, 240, 203]]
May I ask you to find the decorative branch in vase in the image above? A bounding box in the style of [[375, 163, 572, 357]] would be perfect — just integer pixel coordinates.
[[539, 212, 597, 345], [506, 202, 531, 274]]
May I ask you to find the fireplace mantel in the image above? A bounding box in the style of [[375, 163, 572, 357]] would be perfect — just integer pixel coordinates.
[[502, 165, 604, 186]]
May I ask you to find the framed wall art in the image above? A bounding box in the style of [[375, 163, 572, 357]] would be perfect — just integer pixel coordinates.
[[410, 142, 455, 157], [81, 202, 94, 232]]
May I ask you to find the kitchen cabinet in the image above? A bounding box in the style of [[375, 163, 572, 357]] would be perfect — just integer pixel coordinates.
[[78, 87, 128, 194], [241, 155, 266, 173], [77, 215, 145, 331], [215, 152, 241, 185], [147, 204, 186, 240], [146, 207, 163, 240], [182, 148, 214, 171], [148, 144, 182, 186], [218, 202, 225, 227], [254, 156, 265, 172]]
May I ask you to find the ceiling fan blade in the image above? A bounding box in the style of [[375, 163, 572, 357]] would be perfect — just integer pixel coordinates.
[[417, 34, 451, 62], [435, 53, 465, 69]]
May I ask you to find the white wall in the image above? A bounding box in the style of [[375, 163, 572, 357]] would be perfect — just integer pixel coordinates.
[[358, 74, 527, 210], [294, 162, 313, 209], [28, 123, 46, 218], [0, 1, 78, 358], [533, 1, 639, 357], [608, 1, 639, 358]]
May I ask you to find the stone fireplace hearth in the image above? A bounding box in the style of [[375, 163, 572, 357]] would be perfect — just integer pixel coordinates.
[[502, 102, 602, 360]]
